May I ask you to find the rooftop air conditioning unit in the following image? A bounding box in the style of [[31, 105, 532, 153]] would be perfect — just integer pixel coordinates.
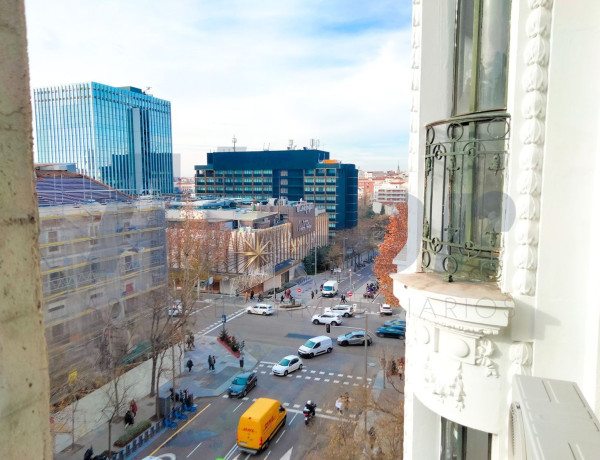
[[509, 375, 600, 460]]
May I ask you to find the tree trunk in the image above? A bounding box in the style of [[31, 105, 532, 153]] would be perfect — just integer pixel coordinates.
[[150, 355, 158, 396]]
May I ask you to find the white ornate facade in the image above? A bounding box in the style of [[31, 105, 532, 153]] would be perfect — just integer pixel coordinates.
[[395, 1, 600, 458]]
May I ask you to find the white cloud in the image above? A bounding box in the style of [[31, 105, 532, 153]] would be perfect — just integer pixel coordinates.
[[25, 0, 413, 175]]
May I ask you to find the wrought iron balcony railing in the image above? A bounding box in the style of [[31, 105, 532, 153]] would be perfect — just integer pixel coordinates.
[[422, 113, 510, 282]]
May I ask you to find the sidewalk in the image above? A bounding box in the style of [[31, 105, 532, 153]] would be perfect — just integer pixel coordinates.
[[53, 335, 258, 460]]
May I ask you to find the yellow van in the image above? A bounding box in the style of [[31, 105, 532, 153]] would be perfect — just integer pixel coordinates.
[[237, 397, 287, 454]]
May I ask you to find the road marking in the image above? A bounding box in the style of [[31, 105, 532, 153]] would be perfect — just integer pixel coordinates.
[[285, 407, 352, 422], [356, 376, 363, 380], [148, 403, 211, 456], [347, 375, 353, 379], [301, 369, 307, 372], [293, 404, 300, 409], [232, 401, 244, 412], [223, 443, 238, 460], [315, 408, 322, 413], [187, 441, 202, 458], [242, 397, 249, 400], [338, 373, 344, 377], [324, 379, 330, 382], [326, 410, 333, 414], [252, 398, 257, 401], [310, 370, 316, 374], [334, 380, 340, 383], [314, 378, 321, 381], [276, 429, 286, 443], [328, 372, 334, 376], [222, 395, 228, 398], [264, 452, 271, 460], [305, 376, 311, 380], [260, 361, 279, 366], [288, 412, 298, 425], [283, 402, 290, 406], [319, 371, 325, 375], [260, 371, 266, 374], [343, 382, 349, 385], [296, 375, 302, 379], [353, 383, 359, 386]]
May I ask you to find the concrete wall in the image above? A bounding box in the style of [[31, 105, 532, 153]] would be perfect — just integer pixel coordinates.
[[0, 1, 53, 458]]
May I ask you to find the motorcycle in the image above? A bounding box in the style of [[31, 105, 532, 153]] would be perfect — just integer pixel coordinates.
[[303, 404, 316, 425]]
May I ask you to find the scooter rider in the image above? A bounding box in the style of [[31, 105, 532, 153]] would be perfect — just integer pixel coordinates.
[[304, 400, 317, 417]]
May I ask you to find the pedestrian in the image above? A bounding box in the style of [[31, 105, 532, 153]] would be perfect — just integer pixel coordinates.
[[129, 399, 137, 417], [245, 292, 249, 302], [208, 354, 213, 370], [311, 291, 314, 300], [320, 284, 323, 291], [250, 290, 255, 300], [335, 396, 344, 414], [212, 355, 217, 370], [281, 294, 284, 303], [169, 387, 175, 402], [186, 358, 194, 372], [124, 409, 134, 427]]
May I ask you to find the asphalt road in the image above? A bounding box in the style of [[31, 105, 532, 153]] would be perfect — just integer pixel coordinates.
[[135, 266, 404, 460]]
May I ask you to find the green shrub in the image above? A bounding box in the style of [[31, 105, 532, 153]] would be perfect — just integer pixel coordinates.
[[219, 328, 228, 341], [114, 420, 152, 447], [230, 337, 240, 352]]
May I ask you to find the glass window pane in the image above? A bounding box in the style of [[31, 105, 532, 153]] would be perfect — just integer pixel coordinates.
[[454, 0, 475, 115], [477, 0, 510, 110]]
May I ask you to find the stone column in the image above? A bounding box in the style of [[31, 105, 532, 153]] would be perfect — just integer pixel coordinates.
[[0, 0, 52, 458]]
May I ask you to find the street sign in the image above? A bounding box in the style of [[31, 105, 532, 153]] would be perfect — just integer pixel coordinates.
[[297, 288, 302, 293], [348, 292, 353, 297], [222, 314, 226, 323]]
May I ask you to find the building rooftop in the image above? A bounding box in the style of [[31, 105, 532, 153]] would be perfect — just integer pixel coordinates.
[[35, 168, 132, 207]]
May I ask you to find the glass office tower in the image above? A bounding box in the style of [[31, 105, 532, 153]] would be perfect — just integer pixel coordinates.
[[34, 82, 174, 195]]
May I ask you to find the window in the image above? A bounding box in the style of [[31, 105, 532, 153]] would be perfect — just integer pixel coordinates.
[[280, 170, 288, 177], [441, 418, 491, 460], [453, 0, 511, 115]]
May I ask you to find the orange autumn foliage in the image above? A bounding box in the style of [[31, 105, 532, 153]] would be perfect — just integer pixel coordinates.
[[373, 202, 408, 307]]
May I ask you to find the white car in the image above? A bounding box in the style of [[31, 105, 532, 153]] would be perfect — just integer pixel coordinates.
[[246, 303, 274, 315], [272, 355, 303, 376], [167, 300, 183, 317], [379, 303, 393, 316], [311, 313, 343, 326], [325, 305, 354, 317]]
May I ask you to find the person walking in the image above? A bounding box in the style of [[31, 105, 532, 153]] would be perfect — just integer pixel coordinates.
[[311, 291, 314, 300], [207, 355, 213, 371], [124, 409, 134, 427], [335, 396, 344, 414], [250, 290, 255, 300], [186, 358, 194, 372], [129, 399, 138, 418], [212, 355, 217, 370]]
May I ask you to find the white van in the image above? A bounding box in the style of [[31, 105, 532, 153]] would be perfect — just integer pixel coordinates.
[[321, 280, 338, 297], [298, 335, 333, 358]]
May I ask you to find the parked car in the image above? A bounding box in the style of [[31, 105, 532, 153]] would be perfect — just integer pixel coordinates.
[[312, 313, 343, 326], [376, 326, 405, 339], [379, 303, 393, 315], [384, 318, 406, 328], [272, 355, 303, 376], [246, 303, 274, 316], [337, 331, 373, 346], [298, 336, 333, 358], [325, 305, 354, 317], [167, 300, 183, 317], [228, 371, 258, 398]]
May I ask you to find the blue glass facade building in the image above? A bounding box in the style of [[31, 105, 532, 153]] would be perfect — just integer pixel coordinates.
[[34, 82, 173, 195], [195, 149, 358, 235]]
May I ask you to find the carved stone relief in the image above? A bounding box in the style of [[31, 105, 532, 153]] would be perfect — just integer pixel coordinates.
[[475, 338, 499, 378]]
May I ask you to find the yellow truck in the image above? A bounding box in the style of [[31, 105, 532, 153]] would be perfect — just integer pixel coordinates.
[[237, 397, 287, 454]]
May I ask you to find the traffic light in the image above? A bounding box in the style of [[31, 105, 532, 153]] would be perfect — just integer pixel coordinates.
[[326, 323, 331, 334]]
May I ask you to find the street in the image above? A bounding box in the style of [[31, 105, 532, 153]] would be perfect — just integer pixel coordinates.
[[135, 263, 405, 460]]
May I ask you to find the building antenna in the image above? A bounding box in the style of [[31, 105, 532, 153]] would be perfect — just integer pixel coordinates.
[[232, 135, 237, 152]]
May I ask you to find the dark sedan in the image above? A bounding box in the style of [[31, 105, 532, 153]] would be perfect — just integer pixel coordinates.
[[376, 326, 405, 339], [227, 372, 257, 398]]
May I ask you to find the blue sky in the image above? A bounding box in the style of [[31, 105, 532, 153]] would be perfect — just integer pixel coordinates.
[[25, 0, 413, 176]]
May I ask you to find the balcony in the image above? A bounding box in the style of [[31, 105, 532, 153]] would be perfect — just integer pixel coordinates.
[[422, 113, 509, 282]]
